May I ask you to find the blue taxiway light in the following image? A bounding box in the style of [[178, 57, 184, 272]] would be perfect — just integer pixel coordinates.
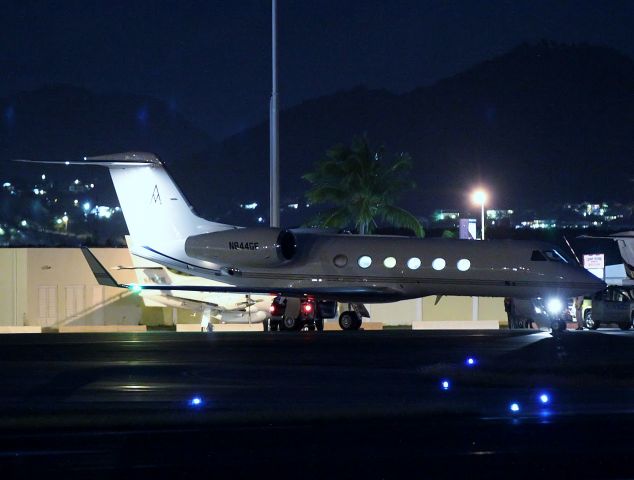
[[441, 380, 450, 390], [510, 402, 520, 413], [539, 393, 550, 404], [465, 357, 477, 366], [189, 396, 203, 407]]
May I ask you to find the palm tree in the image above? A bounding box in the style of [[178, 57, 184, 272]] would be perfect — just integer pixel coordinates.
[[303, 136, 424, 237]]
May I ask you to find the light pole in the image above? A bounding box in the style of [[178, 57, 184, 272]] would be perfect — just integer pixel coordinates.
[[269, 0, 280, 228], [471, 189, 487, 240]]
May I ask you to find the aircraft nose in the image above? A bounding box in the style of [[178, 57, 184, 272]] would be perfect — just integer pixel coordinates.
[[573, 266, 606, 294]]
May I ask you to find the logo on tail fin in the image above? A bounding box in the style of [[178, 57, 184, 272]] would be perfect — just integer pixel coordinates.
[[151, 185, 162, 205]]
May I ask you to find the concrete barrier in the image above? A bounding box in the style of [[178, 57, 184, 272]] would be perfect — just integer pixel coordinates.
[[324, 321, 383, 331], [0, 326, 43, 334], [412, 320, 499, 330], [176, 324, 204, 332], [58, 325, 147, 333], [212, 324, 264, 332]]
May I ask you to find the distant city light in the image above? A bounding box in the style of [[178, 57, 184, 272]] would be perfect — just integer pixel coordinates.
[[56, 218, 62, 225], [73, 199, 78, 205], [96, 206, 112, 219], [257, 216, 264, 223], [83, 202, 91, 211], [288, 203, 299, 209], [242, 202, 258, 210], [539, 393, 550, 405], [62, 215, 69, 223], [510, 402, 520, 413], [0, 227, 4, 235], [74, 179, 80, 185], [90, 183, 94, 188], [2, 182, 10, 187], [33, 188, 39, 195], [20, 220, 27, 227], [41, 174, 46, 180]]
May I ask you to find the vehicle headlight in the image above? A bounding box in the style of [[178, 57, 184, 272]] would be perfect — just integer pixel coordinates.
[[546, 298, 564, 315]]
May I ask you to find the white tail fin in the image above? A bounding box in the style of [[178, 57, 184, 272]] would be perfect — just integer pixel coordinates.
[[90, 152, 234, 244], [18, 152, 234, 245]]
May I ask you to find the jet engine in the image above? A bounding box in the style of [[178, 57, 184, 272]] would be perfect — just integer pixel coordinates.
[[184, 228, 296, 268]]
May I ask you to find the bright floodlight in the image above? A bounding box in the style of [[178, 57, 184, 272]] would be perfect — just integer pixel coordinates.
[[471, 189, 487, 205], [546, 298, 564, 315]]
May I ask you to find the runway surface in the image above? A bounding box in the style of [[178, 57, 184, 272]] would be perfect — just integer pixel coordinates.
[[2, 328, 634, 478]]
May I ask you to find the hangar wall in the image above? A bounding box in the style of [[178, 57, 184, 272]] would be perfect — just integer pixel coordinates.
[[0, 248, 155, 328], [0, 248, 506, 329], [365, 296, 505, 326]]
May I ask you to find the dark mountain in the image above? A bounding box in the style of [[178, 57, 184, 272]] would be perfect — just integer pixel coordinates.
[[195, 41, 634, 225], [0, 85, 212, 206], [2, 42, 633, 230]]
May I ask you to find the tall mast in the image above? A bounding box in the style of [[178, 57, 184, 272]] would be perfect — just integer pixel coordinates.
[[269, 0, 280, 228]]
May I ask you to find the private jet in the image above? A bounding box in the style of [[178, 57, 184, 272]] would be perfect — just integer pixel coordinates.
[[18, 152, 605, 330]]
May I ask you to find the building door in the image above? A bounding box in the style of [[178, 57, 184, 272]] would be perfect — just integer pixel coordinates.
[[65, 285, 85, 321], [38, 286, 57, 327]]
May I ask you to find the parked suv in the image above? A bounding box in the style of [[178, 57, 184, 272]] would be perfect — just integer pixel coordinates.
[[584, 286, 634, 330]]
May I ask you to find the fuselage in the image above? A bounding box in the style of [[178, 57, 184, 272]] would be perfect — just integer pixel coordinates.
[[133, 231, 605, 303]]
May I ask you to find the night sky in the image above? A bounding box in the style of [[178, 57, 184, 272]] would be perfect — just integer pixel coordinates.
[[2, 0, 633, 140]]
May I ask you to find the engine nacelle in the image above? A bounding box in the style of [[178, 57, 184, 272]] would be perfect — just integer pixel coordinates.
[[184, 228, 296, 268]]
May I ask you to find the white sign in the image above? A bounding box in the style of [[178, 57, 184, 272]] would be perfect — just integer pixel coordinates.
[[459, 218, 477, 240], [583, 254, 605, 269]]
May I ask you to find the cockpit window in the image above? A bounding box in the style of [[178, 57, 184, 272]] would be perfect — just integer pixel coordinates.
[[542, 249, 568, 263], [531, 250, 546, 261]]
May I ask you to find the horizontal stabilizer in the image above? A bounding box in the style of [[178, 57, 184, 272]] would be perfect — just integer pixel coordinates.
[[13, 152, 160, 167]]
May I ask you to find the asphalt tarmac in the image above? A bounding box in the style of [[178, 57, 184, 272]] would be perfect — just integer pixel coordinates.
[[2, 328, 634, 478]]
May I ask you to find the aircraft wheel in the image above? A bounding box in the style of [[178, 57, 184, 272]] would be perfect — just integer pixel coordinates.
[[551, 320, 566, 332], [584, 310, 598, 330], [269, 319, 280, 332], [339, 311, 361, 331], [281, 316, 300, 331], [315, 317, 324, 332]]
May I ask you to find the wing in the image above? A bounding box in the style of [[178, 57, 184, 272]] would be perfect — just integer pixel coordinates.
[[81, 247, 400, 300]]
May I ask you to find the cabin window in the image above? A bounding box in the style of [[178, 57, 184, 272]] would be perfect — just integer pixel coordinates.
[[457, 259, 471, 271], [333, 254, 348, 267], [357, 255, 372, 269], [383, 257, 397, 269], [432, 258, 446, 271], [407, 257, 421, 270], [531, 250, 546, 261]]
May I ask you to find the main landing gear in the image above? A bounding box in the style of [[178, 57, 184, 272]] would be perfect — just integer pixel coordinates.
[[267, 297, 367, 332]]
